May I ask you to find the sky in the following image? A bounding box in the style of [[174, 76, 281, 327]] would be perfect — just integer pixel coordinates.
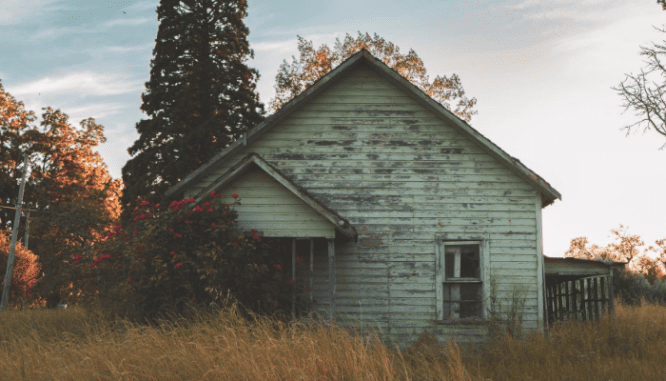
[[1, 0, 664, 259]]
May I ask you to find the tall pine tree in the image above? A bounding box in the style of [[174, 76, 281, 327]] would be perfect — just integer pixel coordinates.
[[122, 0, 264, 220]]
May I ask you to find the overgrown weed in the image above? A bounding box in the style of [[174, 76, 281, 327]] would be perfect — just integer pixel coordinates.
[[0, 298, 665, 380]]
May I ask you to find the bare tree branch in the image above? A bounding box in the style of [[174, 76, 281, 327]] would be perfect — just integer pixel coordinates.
[[613, 26, 666, 150]]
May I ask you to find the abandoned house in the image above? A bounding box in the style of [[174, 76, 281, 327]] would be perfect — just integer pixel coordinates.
[[163, 49, 603, 348]]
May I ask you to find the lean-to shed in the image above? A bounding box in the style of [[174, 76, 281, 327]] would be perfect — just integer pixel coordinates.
[[166, 49, 562, 348], [544, 256, 626, 325]]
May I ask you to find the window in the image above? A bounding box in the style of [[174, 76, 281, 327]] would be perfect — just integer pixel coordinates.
[[436, 240, 487, 321]]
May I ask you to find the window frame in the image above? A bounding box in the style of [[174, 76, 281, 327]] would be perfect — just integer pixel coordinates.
[[435, 238, 490, 321]]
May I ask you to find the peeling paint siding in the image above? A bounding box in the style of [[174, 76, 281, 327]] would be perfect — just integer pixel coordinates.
[[186, 64, 541, 347]]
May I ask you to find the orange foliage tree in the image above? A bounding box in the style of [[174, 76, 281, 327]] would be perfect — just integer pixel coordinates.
[[565, 225, 666, 284], [0, 230, 40, 308], [0, 80, 122, 305], [271, 32, 478, 122]]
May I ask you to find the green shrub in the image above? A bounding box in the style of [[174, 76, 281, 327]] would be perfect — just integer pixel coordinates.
[[613, 271, 666, 306]]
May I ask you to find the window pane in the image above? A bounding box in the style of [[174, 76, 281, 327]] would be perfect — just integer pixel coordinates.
[[460, 245, 480, 278], [444, 244, 480, 279], [443, 283, 483, 319], [445, 247, 456, 279]]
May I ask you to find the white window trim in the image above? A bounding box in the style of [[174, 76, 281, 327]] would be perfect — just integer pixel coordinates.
[[435, 238, 490, 321]]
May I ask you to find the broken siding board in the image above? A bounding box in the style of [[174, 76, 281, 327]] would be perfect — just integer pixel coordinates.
[[304, 189, 539, 197], [279, 168, 519, 176], [250, 142, 485, 152], [205, 151, 501, 164], [274, 116, 448, 125], [303, 102, 430, 111], [273, 159, 509, 168], [292, 181, 535, 189], [345, 218, 536, 227], [263, 131, 483, 141], [276, 210, 535, 219], [283, 174, 527, 183], [205, 160, 515, 178], [335, 199, 536, 208], [238, 148, 493, 157]]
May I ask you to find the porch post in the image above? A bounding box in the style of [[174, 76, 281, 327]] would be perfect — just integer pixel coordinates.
[[608, 268, 615, 317], [310, 239, 314, 310], [328, 239, 336, 321], [292, 238, 296, 318]]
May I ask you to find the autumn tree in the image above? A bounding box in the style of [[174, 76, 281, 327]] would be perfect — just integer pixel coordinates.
[[121, 0, 264, 222], [565, 225, 666, 278], [0, 80, 122, 305], [564, 237, 614, 261], [271, 32, 478, 122], [0, 230, 40, 308], [614, 26, 666, 149]]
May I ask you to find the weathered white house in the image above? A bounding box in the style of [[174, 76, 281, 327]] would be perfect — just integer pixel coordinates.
[[165, 49, 562, 348]]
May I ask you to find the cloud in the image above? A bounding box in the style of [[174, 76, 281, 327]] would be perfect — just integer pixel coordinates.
[[100, 17, 151, 29], [252, 33, 344, 54], [0, 0, 62, 25], [65, 102, 128, 120], [123, 0, 159, 13], [9, 72, 144, 97], [252, 39, 297, 53], [30, 16, 152, 41], [505, 0, 624, 21], [104, 44, 154, 53]]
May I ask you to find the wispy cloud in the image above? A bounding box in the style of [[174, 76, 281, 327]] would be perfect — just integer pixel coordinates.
[[104, 43, 154, 53], [100, 17, 151, 29], [65, 102, 128, 121], [30, 16, 152, 41], [10, 72, 143, 97], [252, 33, 344, 54], [123, 0, 159, 13], [0, 0, 62, 25], [252, 39, 297, 53], [506, 0, 627, 21]]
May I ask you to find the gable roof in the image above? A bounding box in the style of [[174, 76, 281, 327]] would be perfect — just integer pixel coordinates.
[[190, 153, 357, 240], [166, 49, 561, 207]]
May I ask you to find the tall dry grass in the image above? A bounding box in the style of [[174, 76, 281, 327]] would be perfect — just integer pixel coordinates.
[[1, 298, 665, 380]]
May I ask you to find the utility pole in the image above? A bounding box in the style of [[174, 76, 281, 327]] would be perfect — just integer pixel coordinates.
[[24, 211, 29, 251], [1, 155, 29, 312]]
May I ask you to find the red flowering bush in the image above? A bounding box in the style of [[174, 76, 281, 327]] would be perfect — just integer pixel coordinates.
[[61, 190, 298, 324]]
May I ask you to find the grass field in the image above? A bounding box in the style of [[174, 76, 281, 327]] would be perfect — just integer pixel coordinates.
[[0, 298, 665, 380]]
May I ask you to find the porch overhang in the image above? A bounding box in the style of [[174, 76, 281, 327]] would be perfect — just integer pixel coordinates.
[[187, 153, 357, 241], [545, 256, 627, 283]]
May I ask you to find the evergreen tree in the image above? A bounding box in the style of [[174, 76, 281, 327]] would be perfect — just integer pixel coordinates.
[[121, 0, 264, 221]]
